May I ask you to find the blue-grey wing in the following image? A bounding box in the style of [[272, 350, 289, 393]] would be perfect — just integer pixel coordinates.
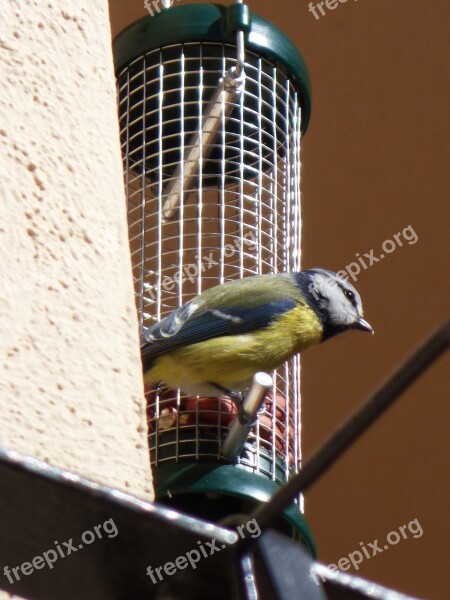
[[141, 298, 200, 345], [140, 297, 296, 368]]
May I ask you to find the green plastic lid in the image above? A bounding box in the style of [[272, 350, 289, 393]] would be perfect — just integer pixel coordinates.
[[113, 3, 311, 134]]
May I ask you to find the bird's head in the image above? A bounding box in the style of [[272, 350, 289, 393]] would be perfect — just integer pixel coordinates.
[[297, 269, 373, 341]]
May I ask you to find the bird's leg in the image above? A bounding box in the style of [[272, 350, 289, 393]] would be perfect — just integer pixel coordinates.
[[208, 382, 244, 405], [154, 381, 169, 396]]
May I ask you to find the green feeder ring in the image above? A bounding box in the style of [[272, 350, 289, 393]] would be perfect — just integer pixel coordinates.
[[153, 462, 316, 558], [113, 3, 311, 134]]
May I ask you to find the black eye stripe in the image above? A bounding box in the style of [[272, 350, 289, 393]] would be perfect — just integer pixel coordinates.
[[338, 283, 357, 309]]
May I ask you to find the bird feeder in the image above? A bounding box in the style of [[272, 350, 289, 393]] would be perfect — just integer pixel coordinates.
[[114, 2, 313, 551]]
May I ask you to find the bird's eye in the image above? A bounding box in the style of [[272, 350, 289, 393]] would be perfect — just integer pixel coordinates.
[[343, 289, 357, 306], [344, 289, 354, 301]]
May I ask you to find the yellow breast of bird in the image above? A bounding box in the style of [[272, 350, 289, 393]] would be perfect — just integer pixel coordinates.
[[148, 303, 323, 388]]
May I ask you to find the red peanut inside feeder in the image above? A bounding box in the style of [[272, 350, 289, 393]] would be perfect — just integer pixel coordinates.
[[146, 385, 295, 466]]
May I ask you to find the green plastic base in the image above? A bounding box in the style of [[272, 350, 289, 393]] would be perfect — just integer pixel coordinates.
[[154, 462, 316, 557]]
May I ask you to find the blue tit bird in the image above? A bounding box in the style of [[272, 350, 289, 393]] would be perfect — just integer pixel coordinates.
[[141, 268, 373, 398]]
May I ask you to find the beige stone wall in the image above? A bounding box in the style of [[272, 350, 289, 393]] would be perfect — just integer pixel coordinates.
[[0, 2, 152, 594]]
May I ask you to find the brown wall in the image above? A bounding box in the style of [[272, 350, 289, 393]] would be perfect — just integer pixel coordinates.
[[109, 1, 449, 597]]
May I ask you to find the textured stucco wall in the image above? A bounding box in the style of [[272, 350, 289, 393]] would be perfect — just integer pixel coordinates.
[[0, 1, 152, 594]]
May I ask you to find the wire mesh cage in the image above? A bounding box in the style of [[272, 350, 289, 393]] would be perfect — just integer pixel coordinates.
[[115, 3, 311, 500]]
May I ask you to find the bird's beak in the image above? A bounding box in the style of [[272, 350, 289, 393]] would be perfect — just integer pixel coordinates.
[[355, 317, 374, 334]]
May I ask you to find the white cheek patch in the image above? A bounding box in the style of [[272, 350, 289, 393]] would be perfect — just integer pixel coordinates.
[[313, 273, 361, 326], [325, 285, 355, 325]]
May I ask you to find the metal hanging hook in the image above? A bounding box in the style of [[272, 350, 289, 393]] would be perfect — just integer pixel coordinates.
[[230, 0, 246, 79], [232, 29, 245, 78]]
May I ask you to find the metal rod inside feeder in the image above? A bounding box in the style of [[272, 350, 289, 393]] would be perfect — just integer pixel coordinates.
[[221, 372, 273, 461], [161, 70, 245, 222]]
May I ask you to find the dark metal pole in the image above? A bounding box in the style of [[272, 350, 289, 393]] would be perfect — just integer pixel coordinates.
[[239, 320, 449, 548]]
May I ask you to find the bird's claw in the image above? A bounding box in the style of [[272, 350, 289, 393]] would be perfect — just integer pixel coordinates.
[[209, 383, 244, 405]]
